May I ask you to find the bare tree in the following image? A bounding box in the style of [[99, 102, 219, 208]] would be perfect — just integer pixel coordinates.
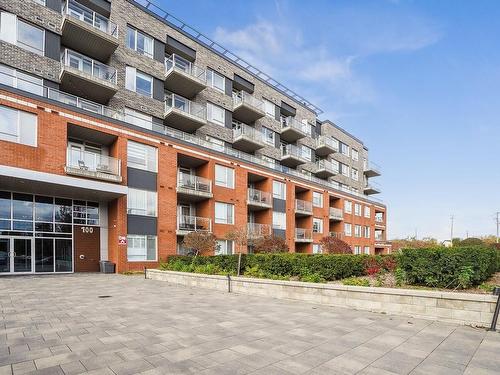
[[225, 227, 249, 254], [253, 235, 289, 254], [319, 236, 352, 254], [182, 232, 218, 256]]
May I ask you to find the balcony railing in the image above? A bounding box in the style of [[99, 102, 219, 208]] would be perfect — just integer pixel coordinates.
[[281, 116, 311, 136], [247, 223, 271, 238], [61, 49, 117, 84], [233, 122, 264, 143], [63, 0, 118, 38], [177, 172, 212, 194], [165, 93, 206, 120], [66, 148, 121, 181], [247, 188, 272, 206], [328, 232, 344, 239], [317, 159, 339, 174], [177, 215, 212, 233], [317, 135, 339, 151], [165, 54, 206, 83], [329, 207, 343, 220], [281, 144, 306, 159], [232, 91, 264, 112], [295, 228, 312, 241], [295, 199, 313, 214], [375, 215, 384, 223], [0, 70, 383, 203], [375, 231, 384, 241]]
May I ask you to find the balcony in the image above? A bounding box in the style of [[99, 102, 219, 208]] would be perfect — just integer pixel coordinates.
[[295, 199, 313, 217], [247, 223, 271, 239], [176, 215, 212, 236], [65, 148, 122, 183], [315, 159, 339, 179], [176, 172, 213, 201], [280, 116, 309, 142], [364, 161, 381, 177], [364, 182, 381, 195], [328, 232, 344, 239], [60, 49, 118, 104], [164, 93, 207, 132], [232, 122, 265, 153], [315, 136, 339, 156], [61, 0, 118, 61], [247, 188, 272, 210], [329, 207, 343, 221], [165, 54, 206, 97], [232, 91, 265, 123], [295, 228, 313, 243], [281, 144, 308, 168]]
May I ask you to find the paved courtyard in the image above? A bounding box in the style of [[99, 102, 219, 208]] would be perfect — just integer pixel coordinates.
[[0, 274, 499, 375]]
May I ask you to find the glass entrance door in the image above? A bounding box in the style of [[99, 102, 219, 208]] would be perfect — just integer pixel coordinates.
[[0, 238, 9, 273], [13, 238, 32, 273]]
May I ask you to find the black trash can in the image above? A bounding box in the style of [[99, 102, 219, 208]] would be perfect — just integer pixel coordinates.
[[99, 261, 115, 273]]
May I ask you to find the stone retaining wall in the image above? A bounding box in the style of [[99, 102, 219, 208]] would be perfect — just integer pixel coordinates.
[[146, 269, 497, 327]]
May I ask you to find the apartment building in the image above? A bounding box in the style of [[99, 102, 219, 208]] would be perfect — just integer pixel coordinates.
[[0, 0, 389, 274]]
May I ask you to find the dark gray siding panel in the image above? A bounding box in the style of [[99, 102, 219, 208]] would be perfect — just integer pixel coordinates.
[[224, 78, 233, 97], [274, 132, 281, 148], [127, 215, 157, 236], [44, 31, 60, 61], [154, 40, 165, 63], [166, 36, 196, 61], [43, 80, 59, 90], [127, 168, 157, 191], [224, 109, 232, 129], [233, 74, 254, 93], [273, 229, 286, 238], [78, 0, 111, 17], [152, 78, 164, 101], [274, 105, 280, 122], [45, 0, 60, 12], [273, 199, 286, 212], [280, 101, 296, 117]]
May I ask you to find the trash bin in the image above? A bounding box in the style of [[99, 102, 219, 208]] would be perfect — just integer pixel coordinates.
[[99, 261, 115, 273]]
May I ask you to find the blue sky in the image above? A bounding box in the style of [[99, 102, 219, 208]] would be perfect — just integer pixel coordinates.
[[155, 0, 500, 240]]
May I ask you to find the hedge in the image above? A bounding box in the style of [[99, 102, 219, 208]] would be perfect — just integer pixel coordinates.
[[398, 246, 497, 288], [162, 253, 396, 282]]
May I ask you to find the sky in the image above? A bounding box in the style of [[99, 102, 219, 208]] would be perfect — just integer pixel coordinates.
[[155, 0, 500, 240]]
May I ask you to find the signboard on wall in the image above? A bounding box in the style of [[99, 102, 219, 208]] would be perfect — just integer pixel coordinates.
[[118, 236, 127, 245]]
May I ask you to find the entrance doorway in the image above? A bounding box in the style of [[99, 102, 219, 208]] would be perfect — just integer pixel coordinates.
[[0, 237, 33, 273]]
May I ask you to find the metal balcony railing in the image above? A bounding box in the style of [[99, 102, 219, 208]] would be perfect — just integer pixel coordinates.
[[329, 207, 343, 220], [317, 159, 339, 174], [317, 135, 339, 151], [61, 49, 117, 84], [177, 215, 212, 232], [295, 228, 312, 240], [364, 160, 382, 174], [375, 232, 384, 241], [281, 144, 305, 159], [177, 172, 212, 194], [375, 215, 384, 223], [165, 54, 206, 82], [66, 148, 121, 177], [281, 116, 311, 136], [247, 223, 271, 238], [247, 188, 272, 206], [233, 122, 264, 143], [165, 92, 206, 120], [295, 199, 312, 213], [328, 232, 344, 239], [63, 0, 118, 37], [232, 91, 264, 112]]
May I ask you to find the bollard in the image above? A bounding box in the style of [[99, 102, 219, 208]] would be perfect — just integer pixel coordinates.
[[144, 267, 147, 279], [237, 253, 242, 277], [488, 287, 500, 332], [227, 274, 231, 293]]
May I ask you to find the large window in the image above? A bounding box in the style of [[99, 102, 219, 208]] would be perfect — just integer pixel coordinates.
[[364, 206, 371, 218], [207, 102, 225, 125], [215, 202, 234, 224], [354, 203, 361, 216], [354, 224, 362, 238], [127, 235, 157, 261], [301, 145, 312, 161], [127, 188, 157, 217], [344, 223, 352, 237], [216, 240, 233, 255], [126, 26, 154, 58], [124, 108, 153, 130], [0, 64, 43, 95], [125, 67, 152, 97], [127, 141, 157, 172], [207, 69, 225, 92], [313, 218, 323, 233], [340, 142, 349, 156], [272, 211, 286, 230], [312, 192, 323, 208], [263, 98, 275, 117], [364, 226, 371, 238], [364, 246, 371, 255], [352, 149, 359, 161], [313, 244, 322, 254], [354, 246, 361, 255], [340, 163, 349, 177], [0, 105, 37, 146], [215, 164, 234, 189], [344, 200, 352, 214], [0, 13, 44, 55], [351, 168, 359, 181], [261, 127, 275, 145], [272, 181, 286, 200]]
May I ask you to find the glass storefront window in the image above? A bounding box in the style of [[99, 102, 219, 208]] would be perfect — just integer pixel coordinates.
[[13, 193, 33, 221]]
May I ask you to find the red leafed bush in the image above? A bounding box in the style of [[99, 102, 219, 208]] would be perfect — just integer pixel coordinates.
[[382, 256, 397, 272], [364, 257, 381, 276]]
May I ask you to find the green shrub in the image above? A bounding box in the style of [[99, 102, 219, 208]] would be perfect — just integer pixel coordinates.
[[342, 277, 370, 287], [300, 273, 326, 283], [398, 246, 497, 289]]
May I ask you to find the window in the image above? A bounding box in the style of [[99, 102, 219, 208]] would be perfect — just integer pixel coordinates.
[[344, 200, 352, 214], [354, 203, 361, 216], [340, 163, 349, 177], [351, 168, 359, 181], [0, 105, 37, 146], [261, 127, 275, 145], [313, 218, 323, 233], [364, 246, 371, 255], [364, 226, 371, 238], [215, 164, 234, 189], [0, 13, 45, 55], [216, 240, 233, 255], [354, 246, 361, 255], [344, 223, 352, 237], [124, 108, 153, 130], [354, 225, 362, 238], [215, 202, 234, 224], [0, 64, 43, 95], [272, 181, 286, 199], [73, 201, 99, 226], [340, 142, 349, 156], [263, 99, 275, 117], [352, 149, 359, 161], [127, 188, 157, 216], [272, 211, 286, 230], [312, 192, 323, 208], [125, 67, 152, 97], [364, 206, 371, 218], [127, 235, 157, 261], [207, 69, 225, 92], [301, 145, 312, 161], [207, 102, 225, 125], [126, 26, 154, 58], [313, 244, 322, 254], [127, 141, 157, 172]]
